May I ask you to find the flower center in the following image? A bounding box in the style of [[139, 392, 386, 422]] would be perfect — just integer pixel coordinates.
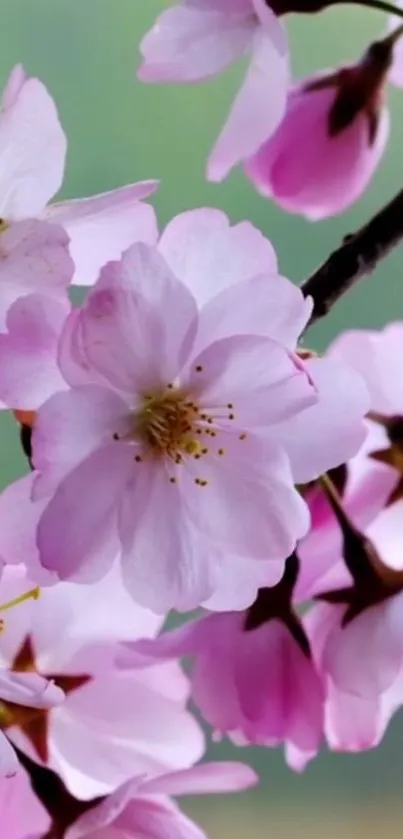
[[135, 387, 202, 462]]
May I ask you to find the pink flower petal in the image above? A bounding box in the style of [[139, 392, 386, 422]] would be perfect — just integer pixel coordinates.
[[207, 24, 289, 180], [186, 334, 316, 427], [203, 554, 283, 612], [159, 208, 278, 307], [50, 668, 204, 799], [323, 595, 403, 698], [37, 443, 131, 582], [0, 72, 66, 218], [268, 356, 370, 483], [69, 788, 207, 839], [183, 434, 310, 560], [32, 385, 131, 498], [0, 769, 50, 828], [1, 65, 27, 111], [45, 182, 159, 287], [0, 294, 68, 410], [75, 243, 198, 393], [245, 82, 389, 219], [119, 462, 218, 613], [0, 733, 19, 777], [0, 670, 64, 708], [141, 762, 258, 796], [0, 474, 56, 585], [138, 2, 255, 83], [196, 273, 312, 353], [330, 324, 403, 415], [0, 219, 73, 329], [325, 685, 382, 752]]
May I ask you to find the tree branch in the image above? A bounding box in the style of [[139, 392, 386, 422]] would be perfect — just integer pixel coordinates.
[[301, 186, 403, 327]]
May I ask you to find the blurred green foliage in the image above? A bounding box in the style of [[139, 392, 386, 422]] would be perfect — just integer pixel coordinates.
[[1, 0, 403, 824]]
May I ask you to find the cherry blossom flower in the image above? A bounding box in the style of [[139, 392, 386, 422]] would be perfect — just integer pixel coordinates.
[[244, 35, 396, 219], [138, 0, 289, 181], [121, 556, 325, 772], [0, 565, 203, 799], [19, 240, 321, 612], [67, 762, 257, 839], [0, 212, 369, 610], [0, 64, 158, 287]]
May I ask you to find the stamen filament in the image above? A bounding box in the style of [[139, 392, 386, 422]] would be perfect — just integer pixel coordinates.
[[0, 587, 40, 613]]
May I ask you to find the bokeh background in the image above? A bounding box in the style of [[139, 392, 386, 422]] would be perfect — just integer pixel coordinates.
[[1, 0, 403, 836]]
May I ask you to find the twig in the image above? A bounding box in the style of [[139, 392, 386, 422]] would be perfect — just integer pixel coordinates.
[[301, 186, 403, 326]]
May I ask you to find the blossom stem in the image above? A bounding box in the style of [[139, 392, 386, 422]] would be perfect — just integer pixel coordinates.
[[360, 0, 403, 18], [301, 186, 403, 326]]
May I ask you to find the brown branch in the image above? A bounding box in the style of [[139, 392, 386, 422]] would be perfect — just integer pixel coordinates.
[[301, 186, 403, 327]]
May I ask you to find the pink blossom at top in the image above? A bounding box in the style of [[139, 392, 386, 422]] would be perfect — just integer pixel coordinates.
[[0, 769, 50, 838], [0, 565, 204, 799], [20, 240, 321, 613], [67, 762, 258, 839], [138, 1, 289, 181], [0, 64, 158, 287], [244, 38, 393, 219], [121, 597, 325, 772]]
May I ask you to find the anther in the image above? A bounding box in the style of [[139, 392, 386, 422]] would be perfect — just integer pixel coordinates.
[[195, 365, 203, 372], [227, 403, 234, 409], [218, 448, 225, 456], [239, 433, 247, 441], [228, 414, 235, 420], [169, 477, 177, 484], [135, 455, 142, 463]]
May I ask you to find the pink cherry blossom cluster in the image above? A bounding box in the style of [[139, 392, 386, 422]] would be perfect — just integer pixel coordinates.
[[2, 0, 403, 836]]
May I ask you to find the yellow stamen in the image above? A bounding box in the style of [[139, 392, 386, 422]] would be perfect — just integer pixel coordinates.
[[0, 587, 40, 614]]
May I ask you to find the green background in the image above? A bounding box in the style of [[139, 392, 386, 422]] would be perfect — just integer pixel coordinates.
[[1, 1, 403, 836]]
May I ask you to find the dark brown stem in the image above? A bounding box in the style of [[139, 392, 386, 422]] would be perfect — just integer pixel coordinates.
[[301, 187, 403, 327], [15, 747, 101, 838], [270, 0, 403, 17]]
